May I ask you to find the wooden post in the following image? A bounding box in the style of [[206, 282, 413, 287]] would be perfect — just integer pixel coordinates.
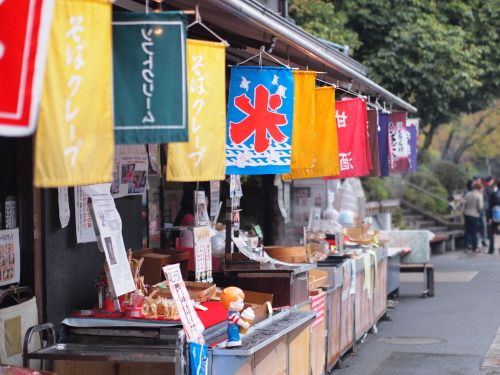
[[225, 198, 233, 263]]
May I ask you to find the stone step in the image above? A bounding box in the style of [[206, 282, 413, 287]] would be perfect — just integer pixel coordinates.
[[412, 220, 437, 227], [425, 226, 450, 233], [403, 214, 425, 221]]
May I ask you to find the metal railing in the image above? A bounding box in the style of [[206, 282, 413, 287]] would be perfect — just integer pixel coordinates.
[[389, 176, 458, 221]]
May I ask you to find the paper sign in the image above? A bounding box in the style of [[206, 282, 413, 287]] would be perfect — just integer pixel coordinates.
[[0, 228, 20, 287], [83, 183, 135, 297], [193, 227, 212, 283], [209, 181, 220, 218], [113, 153, 149, 198], [58, 187, 70, 228], [75, 186, 96, 243], [163, 263, 205, 343], [194, 191, 209, 226]]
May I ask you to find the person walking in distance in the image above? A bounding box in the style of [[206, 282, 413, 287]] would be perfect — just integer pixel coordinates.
[[463, 180, 484, 252], [488, 178, 500, 254], [479, 176, 494, 247]]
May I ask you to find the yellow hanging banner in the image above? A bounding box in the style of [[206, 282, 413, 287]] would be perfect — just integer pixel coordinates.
[[35, 0, 114, 187], [283, 86, 339, 180], [290, 71, 316, 169], [167, 39, 227, 182]]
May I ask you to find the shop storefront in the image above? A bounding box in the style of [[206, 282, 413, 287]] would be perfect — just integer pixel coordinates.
[[0, 0, 418, 374]]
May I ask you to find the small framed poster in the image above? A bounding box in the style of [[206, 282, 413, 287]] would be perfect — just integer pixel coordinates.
[[0, 228, 20, 287]]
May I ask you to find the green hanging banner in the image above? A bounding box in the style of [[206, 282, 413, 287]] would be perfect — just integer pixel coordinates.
[[113, 12, 188, 144]]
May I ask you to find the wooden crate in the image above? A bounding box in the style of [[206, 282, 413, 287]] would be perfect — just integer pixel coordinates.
[[132, 248, 190, 285], [373, 257, 388, 321], [0, 365, 57, 375], [289, 303, 311, 375], [310, 293, 326, 375], [150, 281, 216, 303], [340, 265, 354, 355], [309, 269, 328, 290], [242, 290, 273, 325], [327, 288, 341, 370], [354, 255, 374, 340], [264, 246, 308, 263], [234, 269, 309, 308], [54, 361, 173, 375]]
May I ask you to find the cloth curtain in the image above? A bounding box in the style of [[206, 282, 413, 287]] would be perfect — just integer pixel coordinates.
[[0, 297, 39, 366], [167, 40, 226, 181], [389, 111, 409, 173], [226, 66, 294, 175], [378, 112, 390, 177], [289, 71, 316, 170], [113, 11, 188, 144], [324, 97, 370, 180], [35, 0, 114, 187], [406, 118, 419, 173], [367, 110, 381, 177], [283, 86, 339, 180]]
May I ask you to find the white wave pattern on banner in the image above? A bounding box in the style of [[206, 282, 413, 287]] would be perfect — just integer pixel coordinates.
[[226, 140, 291, 168]]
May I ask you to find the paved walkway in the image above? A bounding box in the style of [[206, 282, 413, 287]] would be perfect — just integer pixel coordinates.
[[333, 246, 500, 375]]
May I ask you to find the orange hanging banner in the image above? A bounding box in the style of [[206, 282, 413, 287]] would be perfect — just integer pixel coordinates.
[[283, 86, 339, 180]]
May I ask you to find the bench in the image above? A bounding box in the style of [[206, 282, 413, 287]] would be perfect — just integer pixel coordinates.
[[400, 263, 434, 297], [430, 234, 449, 254]]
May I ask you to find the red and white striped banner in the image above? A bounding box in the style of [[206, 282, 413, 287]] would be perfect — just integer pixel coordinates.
[[310, 292, 326, 329]]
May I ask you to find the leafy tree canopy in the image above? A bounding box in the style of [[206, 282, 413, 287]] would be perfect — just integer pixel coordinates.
[[289, 0, 500, 152]]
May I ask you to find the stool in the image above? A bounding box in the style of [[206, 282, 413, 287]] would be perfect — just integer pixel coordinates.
[[400, 263, 434, 297]]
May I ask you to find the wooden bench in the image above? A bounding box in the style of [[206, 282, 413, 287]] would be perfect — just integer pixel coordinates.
[[430, 234, 449, 254], [400, 263, 435, 297]]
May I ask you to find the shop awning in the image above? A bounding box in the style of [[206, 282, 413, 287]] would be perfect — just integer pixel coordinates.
[[115, 0, 417, 113]]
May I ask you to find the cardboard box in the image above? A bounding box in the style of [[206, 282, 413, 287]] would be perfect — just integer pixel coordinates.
[[214, 289, 273, 324], [150, 281, 216, 303], [133, 248, 190, 286], [242, 290, 273, 324], [309, 269, 328, 290]]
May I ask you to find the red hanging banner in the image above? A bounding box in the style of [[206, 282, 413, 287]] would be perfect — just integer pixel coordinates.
[[0, 0, 54, 136], [324, 97, 370, 179]]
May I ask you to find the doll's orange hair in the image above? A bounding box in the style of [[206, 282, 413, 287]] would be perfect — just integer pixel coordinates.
[[220, 287, 245, 310]]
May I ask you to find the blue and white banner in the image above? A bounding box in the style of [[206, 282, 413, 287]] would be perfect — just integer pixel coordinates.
[[226, 66, 294, 175]]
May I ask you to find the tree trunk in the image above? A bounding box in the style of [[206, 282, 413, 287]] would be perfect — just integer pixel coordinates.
[[442, 128, 456, 160]]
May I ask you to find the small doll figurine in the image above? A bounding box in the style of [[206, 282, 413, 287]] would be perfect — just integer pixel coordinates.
[[220, 287, 251, 347]]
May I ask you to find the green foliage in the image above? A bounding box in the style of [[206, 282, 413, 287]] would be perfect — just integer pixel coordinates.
[[402, 171, 449, 214], [391, 207, 409, 230], [365, 11, 482, 130], [288, 0, 361, 52], [360, 177, 395, 202], [320, 0, 500, 150], [429, 160, 468, 196]]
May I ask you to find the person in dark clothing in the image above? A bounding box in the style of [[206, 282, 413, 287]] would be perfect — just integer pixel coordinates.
[[172, 182, 210, 248], [173, 182, 210, 227], [488, 178, 500, 254], [480, 176, 494, 247]]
